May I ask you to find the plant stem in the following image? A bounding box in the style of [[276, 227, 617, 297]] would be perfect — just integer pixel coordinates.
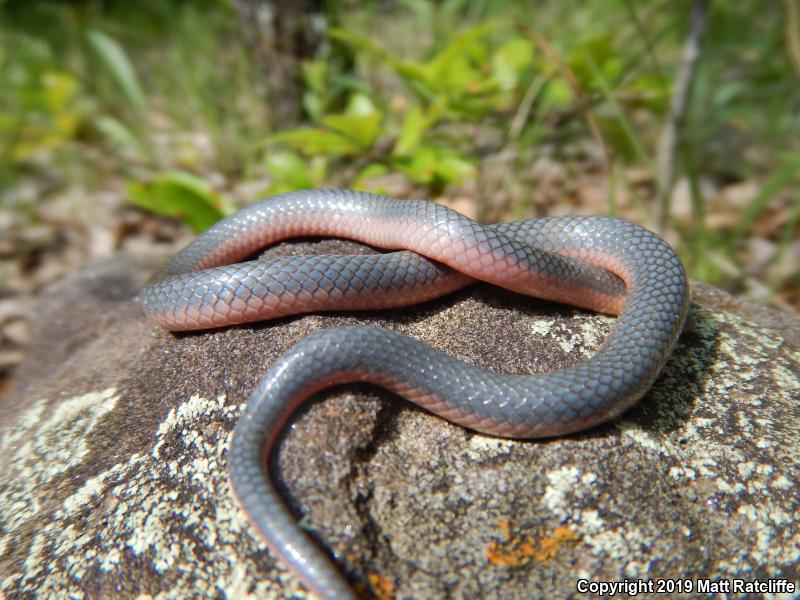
[[655, 0, 709, 233]]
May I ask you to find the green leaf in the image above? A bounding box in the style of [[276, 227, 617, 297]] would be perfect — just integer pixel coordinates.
[[431, 150, 476, 182], [425, 24, 494, 88], [321, 96, 382, 149], [128, 171, 232, 232], [264, 151, 314, 189], [394, 145, 476, 187], [329, 25, 498, 113], [491, 37, 534, 91], [355, 162, 388, 181], [266, 127, 361, 156], [352, 163, 389, 189], [322, 113, 381, 149], [329, 28, 439, 94], [41, 70, 80, 111], [301, 59, 329, 120], [329, 28, 390, 60], [394, 107, 428, 156], [568, 34, 622, 91], [541, 78, 574, 110], [87, 29, 148, 115], [435, 53, 482, 94], [301, 59, 328, 96], [394, 100, 444, 156], [95, 115, 146, 157], [344, 93, 377, 117]]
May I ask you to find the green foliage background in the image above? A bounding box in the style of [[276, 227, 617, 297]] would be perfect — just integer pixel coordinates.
[[0, 0, 798, 305]]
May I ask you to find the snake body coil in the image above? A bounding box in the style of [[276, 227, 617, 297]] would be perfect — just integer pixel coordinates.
[[142, 189, 689, 600]]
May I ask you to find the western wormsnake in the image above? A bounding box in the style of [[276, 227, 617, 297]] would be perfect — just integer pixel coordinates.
[[141, 189, 689, 600]]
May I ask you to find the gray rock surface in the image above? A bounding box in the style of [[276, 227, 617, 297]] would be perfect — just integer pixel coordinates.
[[1, 240, 798, 599]]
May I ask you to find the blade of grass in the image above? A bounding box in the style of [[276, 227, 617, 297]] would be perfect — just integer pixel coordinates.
[[94, 115, 149, 160], [87, 29, 148, 116]]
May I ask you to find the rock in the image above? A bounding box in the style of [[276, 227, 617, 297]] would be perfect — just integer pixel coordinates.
[[1, 242, 798, 599]]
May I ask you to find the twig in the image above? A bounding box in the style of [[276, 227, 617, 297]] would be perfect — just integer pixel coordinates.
[[655, 0, 709, 233]]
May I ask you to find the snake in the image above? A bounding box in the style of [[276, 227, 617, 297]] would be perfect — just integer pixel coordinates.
[[141, 189, 689, 600]]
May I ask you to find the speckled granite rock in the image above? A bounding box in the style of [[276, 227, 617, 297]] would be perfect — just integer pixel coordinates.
[[1, 241, 798, 600]]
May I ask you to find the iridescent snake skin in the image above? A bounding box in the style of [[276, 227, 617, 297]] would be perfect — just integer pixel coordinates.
[[141, 189, 689, 600]]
